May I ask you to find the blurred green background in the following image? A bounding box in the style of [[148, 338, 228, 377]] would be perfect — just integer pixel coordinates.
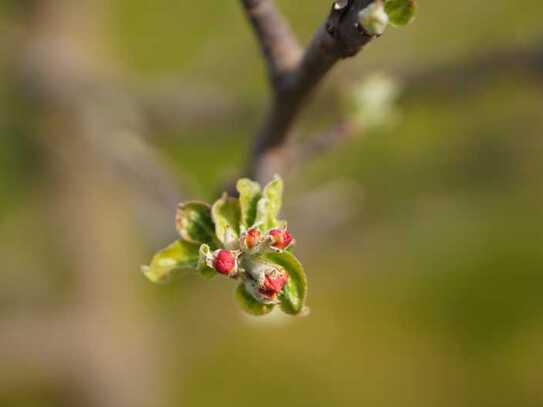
[[1, 1, 543, 406]]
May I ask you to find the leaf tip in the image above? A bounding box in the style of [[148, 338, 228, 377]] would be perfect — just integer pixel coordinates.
[[141, 265, 164, 284]]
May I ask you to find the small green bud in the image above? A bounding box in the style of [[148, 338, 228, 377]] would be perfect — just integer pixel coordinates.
[[385, 0, 416, 27], [350, 73, 402, 129], [359, 1, 389, 36]]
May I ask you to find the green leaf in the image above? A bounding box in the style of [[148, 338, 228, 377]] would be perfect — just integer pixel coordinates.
[[235, 283, 275, 316], [212, 193, 241, 244], [142, 240, 200, 284], [263, 251, 307, 315], [197, 244, 217, 279], [255, 174, 284, 231], [385, 0, 416, 27], [176, 202, 217, 246], [237, 178, 262, 229]]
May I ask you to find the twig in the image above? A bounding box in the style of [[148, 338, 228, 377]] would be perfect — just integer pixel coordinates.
[[240, 0, 375, 183], [240, 0, 303, 86]]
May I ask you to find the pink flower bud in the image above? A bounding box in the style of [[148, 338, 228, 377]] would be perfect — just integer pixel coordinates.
[[268, 228, 294, 250], [243, 260, 289, 304], [212, 249, 238, 276], [258, 271, 289, 300], [242, 227, 262, 251]]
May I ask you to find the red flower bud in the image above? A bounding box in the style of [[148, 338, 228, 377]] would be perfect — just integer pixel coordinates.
[[243, 259, 289, 304], [259, 271, 289, 299], [243, 227, 262, 251], [213, 249, 237, 276], [268, 228, 294, 250]]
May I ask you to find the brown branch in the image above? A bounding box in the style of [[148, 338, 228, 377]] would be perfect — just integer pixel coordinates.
[[240, 0, 376, 183], [240, 0, 303, 85]]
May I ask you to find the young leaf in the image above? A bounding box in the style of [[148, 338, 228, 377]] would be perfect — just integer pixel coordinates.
[[142, 240, 200, 284], [176, 202, 217, 246], [385, 0, 416, 27], [235, 283, 275, 316], [263, 251, 307, 315], [197, 244, 217, 279], [212, 193, 241, 244], [255, 175, 284, 231], [237, 178, 262, 229]]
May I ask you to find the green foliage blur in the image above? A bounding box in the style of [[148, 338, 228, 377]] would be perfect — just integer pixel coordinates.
[[1, 1, 543, 406]]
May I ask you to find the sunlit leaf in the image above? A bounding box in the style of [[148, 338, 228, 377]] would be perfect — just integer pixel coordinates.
[[235, 283, 275, 316], [255, 174, 283, 231], [237, 178, 262, 230], [385, 0, 416, 26], [263, 251, 307, 315], [176, 202, 217, 246], [142, 240, 200, 283], [212, 193, 241, 244]]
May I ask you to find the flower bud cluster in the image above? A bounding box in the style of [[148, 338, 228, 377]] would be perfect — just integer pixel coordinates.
[[240, 226, 295, 252], [204, 226, 296, 303]]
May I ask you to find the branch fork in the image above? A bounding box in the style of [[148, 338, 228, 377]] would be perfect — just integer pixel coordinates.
[[240, 0, 378, 183]]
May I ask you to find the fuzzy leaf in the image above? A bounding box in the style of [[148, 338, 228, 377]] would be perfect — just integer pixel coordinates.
[[142, 240, 200, 283], [255, 175, 283, 231], [212, 193, 241, 244], [385, 0, 416, 27], [237, 178, 262, 230], [235, 283, 275, 316], [263, 251, 307, 315], [176, 202, 217, 246], [197, 244, 217, 279]]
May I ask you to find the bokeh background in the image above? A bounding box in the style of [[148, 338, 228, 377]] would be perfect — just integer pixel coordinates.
[[1, 1, 543, 406]]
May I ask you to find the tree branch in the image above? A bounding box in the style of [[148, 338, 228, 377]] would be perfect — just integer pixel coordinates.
[[240, 0, 303, 86], [241, 0, 375, 183]]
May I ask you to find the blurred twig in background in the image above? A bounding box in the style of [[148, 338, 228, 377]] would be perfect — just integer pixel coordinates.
[[400, 40, 543, 98], [3, 1, 170, 405], [10, 0, 190, 237]]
